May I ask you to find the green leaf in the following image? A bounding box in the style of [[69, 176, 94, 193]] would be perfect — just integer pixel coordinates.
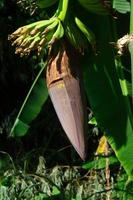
[[77, 0, 109, 15], [82, 156, 119, 170], [113, 0, 130, 13], [37, 0, 58, 9], [88, 117, 97, 125], [10, 61, 48, 137], [52, 186, 60, 195], [11, 118, 30, 137], [35, 193, 49, 200], [83, 16, 133, 179]]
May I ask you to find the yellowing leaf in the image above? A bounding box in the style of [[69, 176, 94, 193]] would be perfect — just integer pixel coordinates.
[[96, 136, 107, 155]]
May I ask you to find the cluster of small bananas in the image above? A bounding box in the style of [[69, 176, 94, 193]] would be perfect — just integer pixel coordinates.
[[8, 17, 64, 56], [9, 0, 97, 57], [8, 15, 95, 56]]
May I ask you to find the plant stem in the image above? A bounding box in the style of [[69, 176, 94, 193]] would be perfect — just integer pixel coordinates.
[[129, 0, 133, 104], [130, 0, 133, 34], [58, 0, 69, 22]]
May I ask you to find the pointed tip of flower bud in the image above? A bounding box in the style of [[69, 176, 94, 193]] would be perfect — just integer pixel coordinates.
[[72, 136, 86, 161], [77, 149, 86, 161]]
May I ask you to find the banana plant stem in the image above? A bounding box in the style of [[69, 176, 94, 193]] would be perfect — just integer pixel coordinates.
[[58, 0, 69, 22], [129, 0, 133, 104], [130, 0, 133, 34]]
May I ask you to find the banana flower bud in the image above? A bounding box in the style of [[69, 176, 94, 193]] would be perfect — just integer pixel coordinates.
[[46, 42, 87, 160]]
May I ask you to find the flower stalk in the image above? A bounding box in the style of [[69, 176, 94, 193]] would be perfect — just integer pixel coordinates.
[[57, 0, 69, 21]]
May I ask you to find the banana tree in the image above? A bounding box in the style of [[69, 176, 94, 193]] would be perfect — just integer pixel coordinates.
[[9, 0, 133, 194]]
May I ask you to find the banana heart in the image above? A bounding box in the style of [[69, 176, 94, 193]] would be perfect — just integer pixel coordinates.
[[46, 42, 87, 160]]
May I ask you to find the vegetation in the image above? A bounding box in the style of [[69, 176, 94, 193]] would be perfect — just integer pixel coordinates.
[[0, 0, 133, 199]]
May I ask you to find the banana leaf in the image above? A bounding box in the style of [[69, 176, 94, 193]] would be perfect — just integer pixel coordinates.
[[83, 16, 133, 182], [10, 61, 48, 137], [113, 0, 130, 13], [37, 0, 58, 8]]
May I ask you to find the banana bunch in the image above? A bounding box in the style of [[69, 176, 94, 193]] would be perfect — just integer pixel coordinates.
[[8, 16, 64, 56], [9, 0, 96, 56], [77, 0, 111, 15], [8, 0, 68, 56], [65, 15, 95, 51]]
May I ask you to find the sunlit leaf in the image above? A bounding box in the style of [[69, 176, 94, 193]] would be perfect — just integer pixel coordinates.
[[113, 0, 130, 13], [88, 116, 97, 125], [52, 186, 60, 195], [96, 136, 107, 155]]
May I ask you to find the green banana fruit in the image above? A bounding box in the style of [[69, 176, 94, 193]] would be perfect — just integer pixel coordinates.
[[41, 18, 59, 35], [9, 0, 68, 56], [49, 21, 64, 45], [9, 17, 57, 56], [75, 17, 95, 48], [37, 0, 58, 9], [77, 0, 109, 15], [65, 15, 88, 50]]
